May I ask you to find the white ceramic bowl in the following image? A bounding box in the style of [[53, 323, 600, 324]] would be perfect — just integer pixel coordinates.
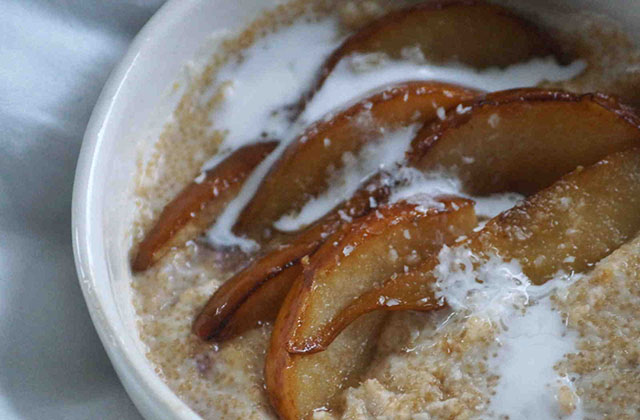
[[72, 1, 640, 418]]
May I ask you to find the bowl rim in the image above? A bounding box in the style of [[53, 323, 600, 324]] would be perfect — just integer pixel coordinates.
[[71, 0, 200, 418]]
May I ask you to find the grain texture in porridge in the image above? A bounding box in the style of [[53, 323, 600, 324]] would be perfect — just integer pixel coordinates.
[[555, 233, 640, 419]]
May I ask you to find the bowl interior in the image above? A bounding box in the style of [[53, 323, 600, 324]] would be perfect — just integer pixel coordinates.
[[72, 0, 640, 419]]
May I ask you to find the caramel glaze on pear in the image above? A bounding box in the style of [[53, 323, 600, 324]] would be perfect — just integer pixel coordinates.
[[131, 141, 277, 272], [303, 0, 566, 108], [409, 89, 640, 195], [265, 198, 477, 420], [192, 172, 393, 340]]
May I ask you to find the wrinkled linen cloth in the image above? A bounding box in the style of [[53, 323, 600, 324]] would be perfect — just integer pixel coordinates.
[[0, 1, 164, 418]]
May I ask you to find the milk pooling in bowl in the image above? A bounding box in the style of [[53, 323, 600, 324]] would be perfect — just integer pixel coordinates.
[[204, 21, 585, 248]]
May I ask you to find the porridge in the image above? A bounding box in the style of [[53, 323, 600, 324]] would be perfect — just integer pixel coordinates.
[[130, 1, 640, 419]]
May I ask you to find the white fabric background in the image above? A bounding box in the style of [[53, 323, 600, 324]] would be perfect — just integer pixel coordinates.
[[0, 1, 166, 418]]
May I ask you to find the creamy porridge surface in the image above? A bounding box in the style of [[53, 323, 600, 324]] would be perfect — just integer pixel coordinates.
[[131, 1, 640, 419]]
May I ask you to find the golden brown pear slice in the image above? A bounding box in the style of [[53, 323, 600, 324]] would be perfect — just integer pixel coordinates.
[[293, 147, 640, 353], [267, 278, 384, 420], [234, 82, 478, 241], [214, 263, 304, 339], [265, 197, 477, 419], [409, 89, 640, 195], [131, 141, 277, 272], [192, 173, 394, 340], [309, 0, 562, 100]]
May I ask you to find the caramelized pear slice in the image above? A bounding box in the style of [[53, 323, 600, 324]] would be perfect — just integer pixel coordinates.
[[311, 1, 561, 97], [192, 173, 393, 340], [265, 197, 476, 419], [286, 197, 476, 354], [267, 280, 385, 420], [234, 82, 478, 241], [131, 141, 277, 272], [297, 147, 640, 352], [215, 263, 304, 339], [409, 89, 640, 195]]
